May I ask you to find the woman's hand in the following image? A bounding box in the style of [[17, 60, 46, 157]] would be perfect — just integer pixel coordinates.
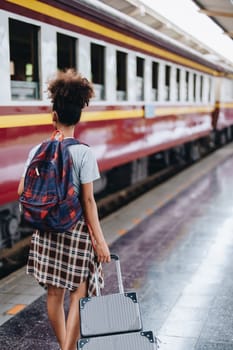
[[94, 240, 111, 263]]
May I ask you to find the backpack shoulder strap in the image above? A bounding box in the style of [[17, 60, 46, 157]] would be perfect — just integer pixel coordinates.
[[62, 138, 80, 148]]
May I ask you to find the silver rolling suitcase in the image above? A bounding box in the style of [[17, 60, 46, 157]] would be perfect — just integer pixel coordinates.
[[78, 330, 157, 349], [79, 254, 142, 337]]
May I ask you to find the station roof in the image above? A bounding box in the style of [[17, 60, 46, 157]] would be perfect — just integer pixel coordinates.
[[100, 0, 233, 70], [193, 0, 233, 41]]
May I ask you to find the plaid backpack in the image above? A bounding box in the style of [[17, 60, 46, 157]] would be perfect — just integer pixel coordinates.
[[19, 130, 83, 232]]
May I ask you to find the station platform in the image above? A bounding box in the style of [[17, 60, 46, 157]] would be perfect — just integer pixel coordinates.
[[1, 144, 233, 349]]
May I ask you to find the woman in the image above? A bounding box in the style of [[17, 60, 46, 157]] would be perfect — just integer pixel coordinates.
[[18, 69, 111, 350]]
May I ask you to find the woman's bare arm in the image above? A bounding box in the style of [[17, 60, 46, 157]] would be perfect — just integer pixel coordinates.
[[18, 177, 24, 196], [81, 182, 110, 263]]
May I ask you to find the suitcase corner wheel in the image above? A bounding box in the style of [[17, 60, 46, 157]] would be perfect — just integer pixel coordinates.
[[77, 331, 158, 349], [79, 253, 143, 337]]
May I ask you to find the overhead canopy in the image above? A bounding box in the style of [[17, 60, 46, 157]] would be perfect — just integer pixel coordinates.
[[193, 0, 233, 40], [100, 0, 233, 70]]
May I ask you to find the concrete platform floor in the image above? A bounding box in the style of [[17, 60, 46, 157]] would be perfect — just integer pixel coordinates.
[[1, 145, 233, 349]]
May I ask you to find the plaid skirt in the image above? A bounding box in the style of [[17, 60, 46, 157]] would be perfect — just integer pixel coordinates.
[[26, 219, 103, 296]]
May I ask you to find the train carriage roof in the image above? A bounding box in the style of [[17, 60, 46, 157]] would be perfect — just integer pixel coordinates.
[[98, 0, 233, 73], [2, 0, 232, 74]]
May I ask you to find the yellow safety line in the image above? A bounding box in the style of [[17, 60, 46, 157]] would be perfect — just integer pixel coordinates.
[[132, 218, 141, 224], [117, 229, 127, 236], [6, 304, 26, 315]]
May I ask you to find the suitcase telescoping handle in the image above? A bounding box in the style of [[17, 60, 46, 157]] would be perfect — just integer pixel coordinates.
[[95, 253, 124, 296]]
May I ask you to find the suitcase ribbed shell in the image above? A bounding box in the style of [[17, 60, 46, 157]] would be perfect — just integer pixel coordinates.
[[78, 331, 156, 349], [80, 292, 142, 337]]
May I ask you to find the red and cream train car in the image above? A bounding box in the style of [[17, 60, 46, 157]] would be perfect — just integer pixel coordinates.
[[0, 0, 233, 248]]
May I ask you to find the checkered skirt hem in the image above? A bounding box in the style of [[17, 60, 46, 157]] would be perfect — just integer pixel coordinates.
[[26, 219, 103, 296]]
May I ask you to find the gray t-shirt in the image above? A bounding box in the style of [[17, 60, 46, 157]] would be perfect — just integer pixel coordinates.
[[22, 141, 100, 196]]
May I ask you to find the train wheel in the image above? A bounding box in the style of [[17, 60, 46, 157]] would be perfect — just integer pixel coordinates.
[[217, 130, 227, 146], [172, 146, 186, 165], [0, 215, 20, 248], [186, 141, 201, 163], [209, 131, 216, 150], [163, 150, 171, 167], [220, 131, 227, 145], [131, 157, 148, 185], [226, 127, 232, 142]]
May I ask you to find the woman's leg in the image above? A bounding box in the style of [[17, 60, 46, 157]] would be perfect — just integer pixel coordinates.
[[47, 285, 66, 349], [63, 280, 88, 350]]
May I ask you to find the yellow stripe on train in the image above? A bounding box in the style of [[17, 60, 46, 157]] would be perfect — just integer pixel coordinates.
[[0, 105, 216, 128], [0, 109, 142, 128]]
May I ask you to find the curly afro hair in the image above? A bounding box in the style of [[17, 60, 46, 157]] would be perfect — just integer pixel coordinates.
[[47, 69, 94, 126]]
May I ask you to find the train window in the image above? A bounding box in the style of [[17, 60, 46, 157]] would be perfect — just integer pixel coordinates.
[[152, 61, 159, 101], [91, 43, 105, 100], [200, 75, 203, 101], [9, 19, 40, 100], [185, 71, 189, 101], [176, 68, 181, 101], [57, 33, 77, 71], [136, 57, 144, 101], [165, 65, 171, 101], [116, 51, 127, 101], [193, 73, 197, 101]]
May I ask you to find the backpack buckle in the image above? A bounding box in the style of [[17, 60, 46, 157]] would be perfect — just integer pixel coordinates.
[[51, 130, 64, 141]]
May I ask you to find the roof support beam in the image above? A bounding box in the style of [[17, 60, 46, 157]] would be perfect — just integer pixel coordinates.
[[224, 31, 233, 38], [199, 9, 233, 18]]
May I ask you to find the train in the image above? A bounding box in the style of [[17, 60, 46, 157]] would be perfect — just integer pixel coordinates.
[[0, 0, 233, 251]]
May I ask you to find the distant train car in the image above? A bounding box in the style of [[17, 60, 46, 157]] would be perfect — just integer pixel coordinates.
[[212, 76, 233, 144], [0, 0, 233, 249]]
